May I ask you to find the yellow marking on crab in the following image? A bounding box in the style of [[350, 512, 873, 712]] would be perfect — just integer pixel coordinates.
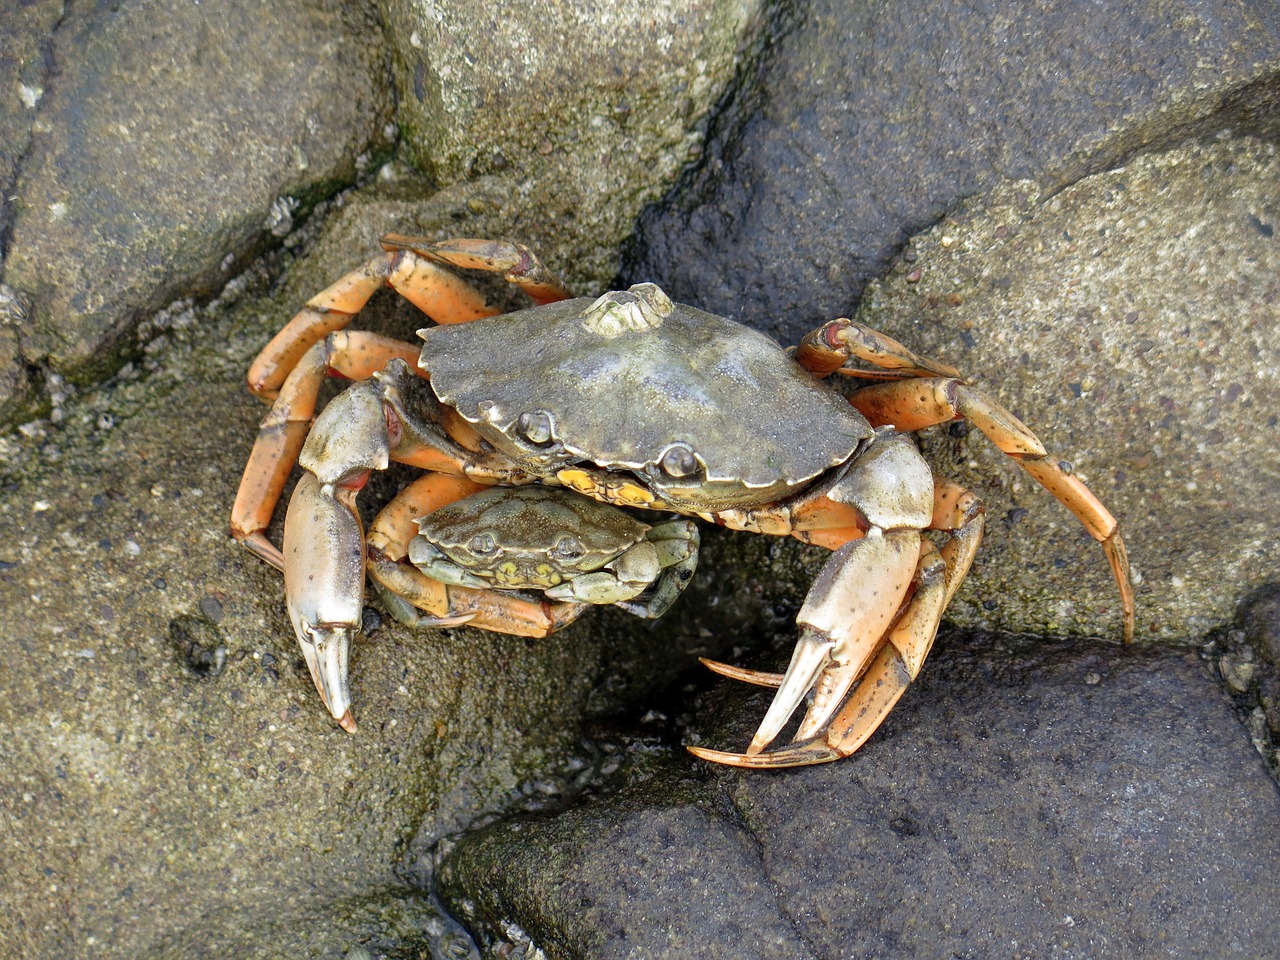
[[609, 482, 656, 507], [556, 469, 656, 507], [557, 468, 601, 495]]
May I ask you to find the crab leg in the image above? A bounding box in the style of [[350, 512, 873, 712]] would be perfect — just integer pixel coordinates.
[[282, 472, 365, 733], [692, 541, 951, 768], [247, 250, 496, 400], [231, 333, 422, 569], [796, 317, 1134, 642], [366, 473, 590, 637], [690, 476, 984, 768], [380, 235, 572, 306], [795, 316, 963, 381], [747, 528, 922, 755]]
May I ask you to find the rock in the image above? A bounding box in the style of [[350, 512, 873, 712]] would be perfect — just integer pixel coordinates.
[[0, 0, 61, 242], [379, 0, 763, 291], [0, 285, 41, 425], [0, 183, 711, 958], [1210, 583, 1280, 776], [439, 768, 816, 960], [3, 2, 1279, 957], [624, 0, 1280, 346], [1242, 583, 1280, 667], [0, 1, 64, 424], [440, 634, 1280, 960], [0, 0, 394, 406], [849, 137, 1279, 641]]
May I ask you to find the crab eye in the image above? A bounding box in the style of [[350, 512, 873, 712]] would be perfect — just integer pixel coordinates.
[[468, 533, 497, 556], [659, 443, 700, 478], [552, 534, 585, 560], [517, 410, 555, 445]]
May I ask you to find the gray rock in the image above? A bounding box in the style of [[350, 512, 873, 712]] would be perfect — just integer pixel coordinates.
[[850, 137, 1279, 641], [380, 0, 763, 291], [0, 181, 708, 958], [1210, 583, 1280, 776], [0, 0, 62, 243], [0, 284, 41, 425], [2, 3, 1278, 957], [624, 0, 1280, 346], [1, 0, 393, 406], [440, 634, 1280, 960], [439, 768, 816, 960]]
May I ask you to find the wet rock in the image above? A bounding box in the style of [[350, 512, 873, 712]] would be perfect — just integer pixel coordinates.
[[1210, 584, 1280, 775], [2, 3, 1278, 957], [847, 137, 1279, 641], [1241, 583, 1280, 667], [148, 886, 478, 960], [440, 634, 1280, 960], [439, 767, 816, 960], [380, 0, 763, 291], [1, 0, 393, 406], [624, 0, 1280, 345], [0, 186, 706, 957], [0, 0, 62, 244], [0, 285, 41, 425]]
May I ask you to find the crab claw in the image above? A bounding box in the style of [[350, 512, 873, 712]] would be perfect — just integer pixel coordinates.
[[690, 531, 921, 768], [742, 630, 835, 756], [283, 472, 367, 733], [688, 646, 913, 768]]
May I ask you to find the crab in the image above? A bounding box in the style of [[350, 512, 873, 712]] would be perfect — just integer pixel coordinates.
[[231, 236, 1134, 768]]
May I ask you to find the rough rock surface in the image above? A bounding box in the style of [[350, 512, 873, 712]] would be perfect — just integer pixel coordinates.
[[849, 137, 1279, 641], [440, 634, 1280, 960], [380, 0, 763, 290], [0, 0, 62, 245], [0, 183, 715, 960], [1, 1, 1278, 958], [624, 0, 1280, 346], [0, 0, 394, 414]]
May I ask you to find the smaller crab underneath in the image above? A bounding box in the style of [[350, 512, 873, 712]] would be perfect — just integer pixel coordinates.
[[407, 484, 698, 611], [231, 235, 1134, 767]]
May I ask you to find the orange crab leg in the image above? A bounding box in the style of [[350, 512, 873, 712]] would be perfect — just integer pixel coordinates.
[[795, 317, 964, 380], [231, 332, 422, 569], [366, 474, 588, 637], [382, 235, 572, 306], [691, 480, 980, 768], [796, 317, 1132, 642], [930, 475, 985, 601], [247, 247, 507, 399], [846, 375, 1133, 641]]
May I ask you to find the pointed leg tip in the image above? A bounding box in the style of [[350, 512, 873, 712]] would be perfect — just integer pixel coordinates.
[[687, 742, 842, 769], [697, 657, 785, 688], [337, 710, 357, 734], [686, 745, 757, 768]]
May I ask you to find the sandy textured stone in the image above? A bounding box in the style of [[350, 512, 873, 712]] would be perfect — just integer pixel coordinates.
[[0, 183, 703, 959], [380, 0, 763, 290], [0, 0, 63, 242], [1, 0, 393, 396], [626, 0, 1280, 346], [852, 137, 1279, 641]]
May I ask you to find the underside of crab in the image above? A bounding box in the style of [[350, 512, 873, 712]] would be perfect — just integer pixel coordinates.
[[231, 235, 1134, 767]]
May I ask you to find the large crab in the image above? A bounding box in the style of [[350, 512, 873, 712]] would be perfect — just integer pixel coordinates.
[[231, 236, 1134, 768]]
